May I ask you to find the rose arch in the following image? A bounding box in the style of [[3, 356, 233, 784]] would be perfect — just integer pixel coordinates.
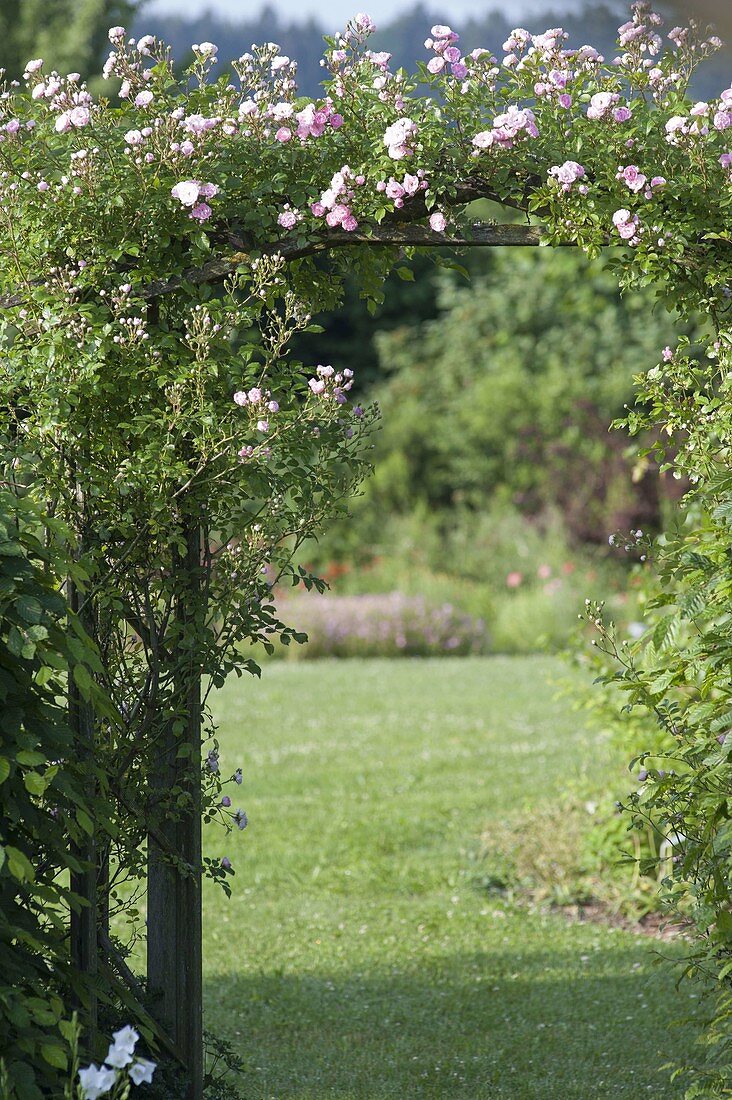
[[1, 5, 731, 1097]]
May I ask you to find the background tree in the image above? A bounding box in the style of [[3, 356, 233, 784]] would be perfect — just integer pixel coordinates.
[[0, 0, 137, 84]]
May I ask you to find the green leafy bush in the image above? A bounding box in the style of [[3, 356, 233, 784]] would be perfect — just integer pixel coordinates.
[[0, 493, 107, 1098], [362, 250, 697, 543]]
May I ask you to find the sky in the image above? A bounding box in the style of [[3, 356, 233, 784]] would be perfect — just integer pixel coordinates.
[[141, 0, 574, 27]]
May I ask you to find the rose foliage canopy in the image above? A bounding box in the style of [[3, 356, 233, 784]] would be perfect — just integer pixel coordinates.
[[1, 3, 732, 1096]]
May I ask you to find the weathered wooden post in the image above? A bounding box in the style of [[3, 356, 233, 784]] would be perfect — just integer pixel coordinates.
[[147, 517, 203, 1099], [68, 484, 99, 1050]]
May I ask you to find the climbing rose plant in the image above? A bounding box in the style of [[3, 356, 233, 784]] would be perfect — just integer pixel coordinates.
[[0, 2, 731, 1094]]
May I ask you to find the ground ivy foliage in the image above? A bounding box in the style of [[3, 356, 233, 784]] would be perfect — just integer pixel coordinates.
[[0, 2, 731, 1095]]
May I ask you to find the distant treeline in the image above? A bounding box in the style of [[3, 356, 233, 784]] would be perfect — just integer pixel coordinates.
[[133, 1, 730, 100]]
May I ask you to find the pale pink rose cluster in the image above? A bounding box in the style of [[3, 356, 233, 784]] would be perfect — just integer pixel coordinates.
[[617, 9, 662, 57], [365, 50, 392, 71], [616, 165, 666, 198], [23, 60, 94, 131], [586, 91, 627, 122], [310, 165, 364, 231], [530, 27, 568, 58], [612, 207, 642, 244], [664, 112, 708, 145], [501, 25, 567, 68], [714, 89, 732, 132], [136, 34, 156, 56], [376, 170, 427, 209], [101, 27, 157, 101], [54, 103, 91, 132], [549, 160, 585, 192], [231, 382, 277, 409], [719, 153, 732, 180], [285, 101, 344, 142], [181, 113, 220, 136], [353, 13, 376, 34], [383, 117, 418, 159], [260, 99, 343, 143], [617, 164, 646, 192], [502, 28, 531, 53], [233, 387, 280, 437], [534, 68, 574, 110], [170, 179, 219, 221], [1, 118, 22, 138], [191, 41, 218, 60], [307, 364, 354, 404], [424, 24, 468, 81], [277, 204, 303, 230], [472, 105, 538, 153]]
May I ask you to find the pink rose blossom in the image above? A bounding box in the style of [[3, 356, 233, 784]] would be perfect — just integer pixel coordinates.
[[619, 164, 647, 192], [429, 211, 446, 232], [135, 90, 153, 108], [171, 180, 200, 206], [383, 117, 418, 159], [190, 202, 212, 221], [549, 160, 585, 189]]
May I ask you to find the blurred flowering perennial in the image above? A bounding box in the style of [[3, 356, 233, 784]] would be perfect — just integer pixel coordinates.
[[1, 2, 732, 1097], [279, 592, 488, 658]]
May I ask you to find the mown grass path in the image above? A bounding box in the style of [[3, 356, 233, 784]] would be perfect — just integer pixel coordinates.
[[205, 657, 701, 1099]]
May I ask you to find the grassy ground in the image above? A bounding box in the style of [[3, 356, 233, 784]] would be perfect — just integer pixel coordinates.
[[204, 657, 702, 1099]]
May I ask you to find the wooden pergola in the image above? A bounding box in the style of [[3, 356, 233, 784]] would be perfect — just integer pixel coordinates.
[[2, 189, 578, 1098]]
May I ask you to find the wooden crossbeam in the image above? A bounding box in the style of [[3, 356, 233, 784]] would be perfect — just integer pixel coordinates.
[[0, 221, 557, 310]]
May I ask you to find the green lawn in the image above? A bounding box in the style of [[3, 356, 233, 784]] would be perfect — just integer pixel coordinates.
[[204, 657, 702, 1099]]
